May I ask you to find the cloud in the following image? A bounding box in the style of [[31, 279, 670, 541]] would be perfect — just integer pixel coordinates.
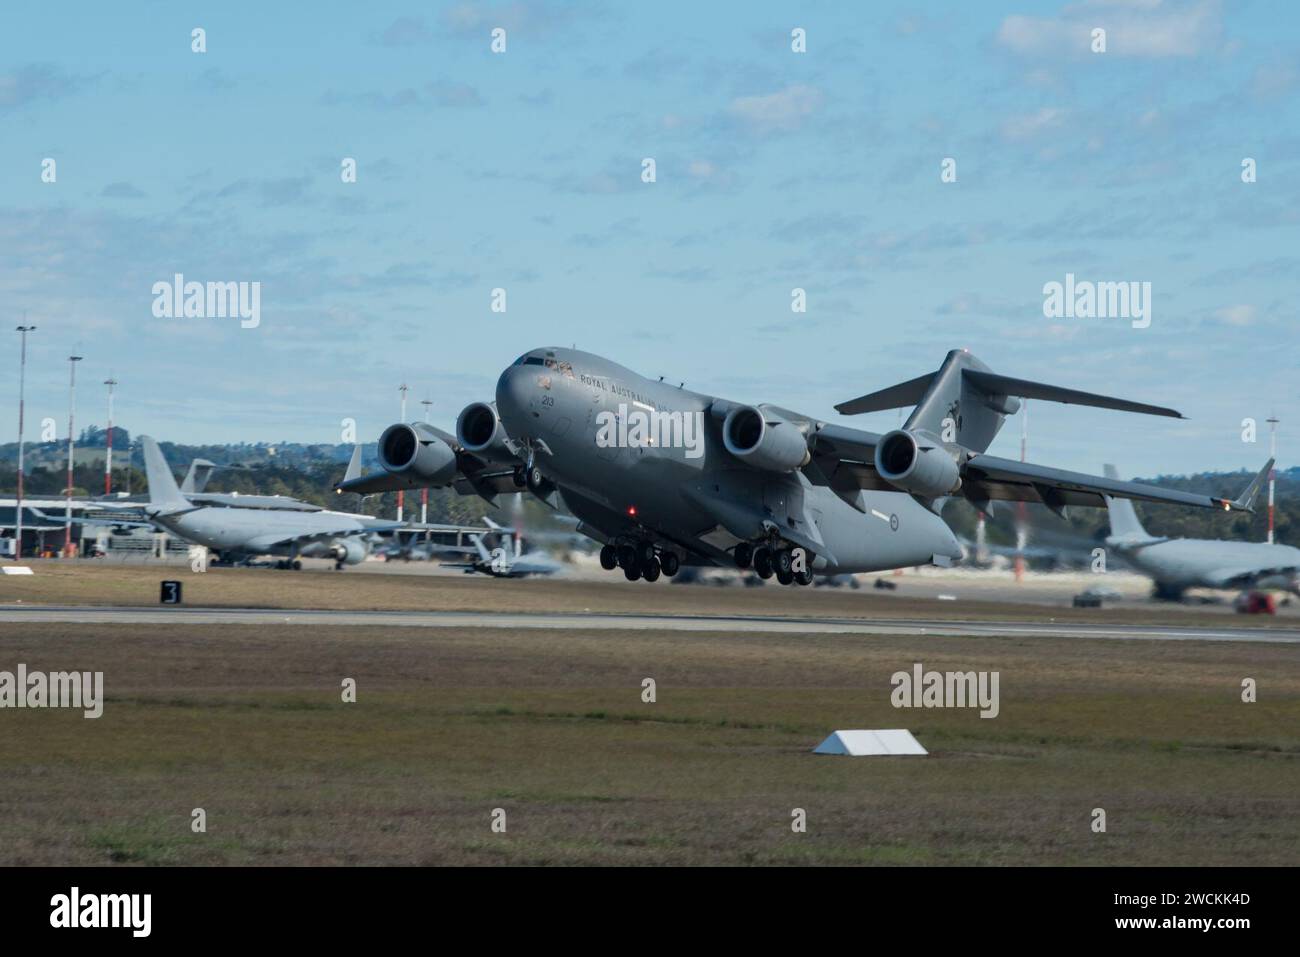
[[101, 182, 146, 199], [215, 176, 312, 208], [323, 81, 484, 111], [439, 1, 602, 36], [997, 0, 1223, 60], [376, 16, 432, 47], [0, 63, 85, 111], [646, 265, 714, 283], [728, 84, 824, 134], [194, 68, 236, 92], [1000, 106, 1067, 141], [1214, 304, 1255, 326]]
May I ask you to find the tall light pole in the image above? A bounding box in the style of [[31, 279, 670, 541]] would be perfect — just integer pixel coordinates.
[[64, 355, 83, 557], [1266, 415, 1279, 545], [103, 376, 118, 496], [397, 383, 409, 522], [1015, 400, 1028, 583], [420, 398, 433, 524], [13, 325, 35, 560]]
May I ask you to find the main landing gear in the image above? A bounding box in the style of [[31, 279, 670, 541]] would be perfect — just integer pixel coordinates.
[[734, 540, 813, 586], [599, 539, 680, 583]]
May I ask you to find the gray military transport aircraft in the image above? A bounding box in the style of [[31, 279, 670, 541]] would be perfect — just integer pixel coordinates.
[[1103, 464, 1297, 600], [338, 348, 1265, 585]]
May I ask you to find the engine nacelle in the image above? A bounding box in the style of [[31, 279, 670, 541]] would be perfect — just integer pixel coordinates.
[[722, 405, 811, 472], [378, 423, 458, 485], [874, 429, 962, 497], [331, 538, 368, 566], [456, 402, 515, 465]]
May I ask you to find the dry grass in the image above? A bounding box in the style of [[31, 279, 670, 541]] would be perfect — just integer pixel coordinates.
[[0, 618, 1294, 866]]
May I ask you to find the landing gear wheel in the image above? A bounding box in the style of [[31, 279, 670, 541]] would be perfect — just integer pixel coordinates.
[[291, 560, 302, 571], [734, 543, 753, 569], [617, 544, 637, 569], [512, 466, 527, 488], [600, 544, 618, 570], [774, 548, 794, 578], [776, 565, 794, 586], [794, 568, 814, 586], [623, 563, 641, 581], [642, 558, 661, 582], [526, 466, 546, 492], [636, 540, 657, 568], [660, 552, 680, 577], [752, 547, 773, 579]]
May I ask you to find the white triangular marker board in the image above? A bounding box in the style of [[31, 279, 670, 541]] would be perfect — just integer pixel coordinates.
[[813, 729, 927, 756]]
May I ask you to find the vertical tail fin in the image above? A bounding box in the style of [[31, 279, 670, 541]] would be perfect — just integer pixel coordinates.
[[140, 436, 192, 513], [835, 350, 1186, 456], [1102, 464, 1150, 540], [834, 350, 1016, 453]]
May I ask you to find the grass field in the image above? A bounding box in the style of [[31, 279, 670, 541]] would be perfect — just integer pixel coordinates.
[[2, 560, 1293, 628], [0, 588, 1296, 865]]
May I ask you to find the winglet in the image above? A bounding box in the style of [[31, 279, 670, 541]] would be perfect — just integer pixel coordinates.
[[1224, 458, 1273, 514], [343, 445, 363, 483]]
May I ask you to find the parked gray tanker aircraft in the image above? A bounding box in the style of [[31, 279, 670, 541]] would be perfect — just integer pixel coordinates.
[[1103, 464, 1297, 600], [338, 348, 1263, 585], [136, 436, 404, 569]]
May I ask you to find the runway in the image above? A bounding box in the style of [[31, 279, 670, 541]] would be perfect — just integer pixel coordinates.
[[4, 605, 1297, 644]]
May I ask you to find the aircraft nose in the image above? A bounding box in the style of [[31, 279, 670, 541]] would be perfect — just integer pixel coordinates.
[[495, 364, 530, 422]]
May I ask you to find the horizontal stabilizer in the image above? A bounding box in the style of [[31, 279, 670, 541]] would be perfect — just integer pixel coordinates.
[[963, 369, 1183, 419], [834, 372, 935, 416]]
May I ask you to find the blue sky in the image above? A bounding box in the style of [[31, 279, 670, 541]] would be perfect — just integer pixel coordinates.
[[1, 0, 1296, 476]]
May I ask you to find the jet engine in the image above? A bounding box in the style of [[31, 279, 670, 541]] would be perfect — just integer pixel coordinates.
[[722, 405, 811, 472], [378, 423, 458, 485], [456, 402, 515, 465], [874, 429, 962, 497], [330, 538, 368, 566]]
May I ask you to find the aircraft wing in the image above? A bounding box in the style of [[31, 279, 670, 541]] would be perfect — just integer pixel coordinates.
[[1203, 563, 1300, 590], [337, 458, 517, 502], [451, 467, 520, 501], [30, 508, 155, 529], [243, 524, 390, 551], [804, 424, 896, 493], [960, 456, 1258, 514], [336, 471, 433, 496], [803, 422, 1264, 517]]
